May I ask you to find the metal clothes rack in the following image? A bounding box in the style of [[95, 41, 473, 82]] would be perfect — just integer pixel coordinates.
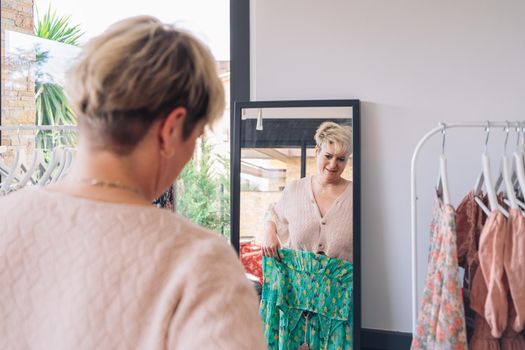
[[410, 121, 523, 333], [0, 124, 77, 149], [0, 124, 78, 190], [0, 125, 77, 131]]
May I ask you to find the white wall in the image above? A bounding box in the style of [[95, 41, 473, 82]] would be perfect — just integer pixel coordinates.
[[250, 0, 525, 332]]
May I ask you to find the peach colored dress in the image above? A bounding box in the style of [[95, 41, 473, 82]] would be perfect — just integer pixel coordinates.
[[0, 187, 267, 350], [467, 196, 525, 350], [479, 211, 509, 338], [504, 208, 525, 333]]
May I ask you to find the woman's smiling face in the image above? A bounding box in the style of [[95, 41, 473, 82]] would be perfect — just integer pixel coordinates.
[[315, 142, 349, 183]]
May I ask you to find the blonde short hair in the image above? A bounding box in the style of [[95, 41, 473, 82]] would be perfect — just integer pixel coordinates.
[[314, 121, 353, 154], [66, 16, 225, 154]]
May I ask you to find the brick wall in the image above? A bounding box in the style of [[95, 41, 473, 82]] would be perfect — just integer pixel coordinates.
[[1, 0, 35, 136]]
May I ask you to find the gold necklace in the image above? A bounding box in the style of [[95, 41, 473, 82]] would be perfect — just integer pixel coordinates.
[[77, 178, 146, 198]]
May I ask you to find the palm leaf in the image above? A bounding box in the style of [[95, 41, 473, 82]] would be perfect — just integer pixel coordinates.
[[34, 5, 84, 45], [34, 5, 81, 144], [35, 83, 76, 126]]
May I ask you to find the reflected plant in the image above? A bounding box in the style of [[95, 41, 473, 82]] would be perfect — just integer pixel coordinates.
[[33, 5, 83, 151]]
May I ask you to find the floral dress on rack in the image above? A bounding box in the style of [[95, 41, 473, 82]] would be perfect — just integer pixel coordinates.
[[411, 200, 468, 350]]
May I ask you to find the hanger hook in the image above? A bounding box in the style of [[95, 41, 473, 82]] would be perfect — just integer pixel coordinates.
[[484, 121, 490, 153], [439, 122, 446, 155]]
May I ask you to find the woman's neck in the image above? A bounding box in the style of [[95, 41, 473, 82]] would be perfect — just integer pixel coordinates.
[[315, 174, 346, 188], [50, 147, 155, 205]]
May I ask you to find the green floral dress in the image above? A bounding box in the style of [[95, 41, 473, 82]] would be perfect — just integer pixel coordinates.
[[260, 249, 353, 350]]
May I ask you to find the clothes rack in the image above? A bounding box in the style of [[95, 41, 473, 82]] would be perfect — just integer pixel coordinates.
[[0, 125, 77, 131], [410, 121, 523, 333], [0, 123, 174, 207], [0, 124, 78, 192]]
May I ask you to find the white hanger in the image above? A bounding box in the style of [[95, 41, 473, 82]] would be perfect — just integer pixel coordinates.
[[509, 122, 520, 195], [52, 147, 76, 182], [482, 153, 502, 213], [473, 123, 491, 215], [0, 128, 27, 194], [502, 156, 519, 210], [50, 147, 69, 183], [514, 121, 525, 205], [0, 146, 21, 195], [0, 145, 11, 177], [483, 123, 509, 217], [515, 152, 525, 199], [483, 153, 510, 217], [493, 124, 507, 192], [500, 123, 519, 210], [57, 147, 75, 181], [37, 147, 62, 186], [436, 123, 451, 205], [474, 123, 509, 217], [16, 149, 43, 189]]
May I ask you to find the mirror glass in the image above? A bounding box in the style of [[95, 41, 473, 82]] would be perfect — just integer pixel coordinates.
[[234, 101, 360, 349]]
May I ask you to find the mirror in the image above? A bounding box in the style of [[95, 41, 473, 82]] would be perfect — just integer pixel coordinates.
[[232, 100, 360, 349]]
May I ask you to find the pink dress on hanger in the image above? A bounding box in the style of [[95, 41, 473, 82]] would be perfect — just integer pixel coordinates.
[[500, 301, 525, 350], [479, 211, 508, 338], [411, 200, 468, 350], [470, 200, 525, 350], [471, 301, 525, 350], [454, 192, 499, 349], [504, 208, 525, 333]]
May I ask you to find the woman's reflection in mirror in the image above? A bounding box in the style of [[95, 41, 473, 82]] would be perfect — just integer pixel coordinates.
[[261, 121, 353, 262]]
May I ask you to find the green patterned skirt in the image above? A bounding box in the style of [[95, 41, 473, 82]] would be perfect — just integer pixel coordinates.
[[260, 249, 353, 350]]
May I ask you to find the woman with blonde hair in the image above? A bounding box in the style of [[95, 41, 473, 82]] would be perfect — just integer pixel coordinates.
[[0, 16, 266, 349], [262, 121, 353, 261]]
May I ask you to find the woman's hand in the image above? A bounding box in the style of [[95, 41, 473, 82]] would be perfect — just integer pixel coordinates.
[[261, 222, 281, 261]]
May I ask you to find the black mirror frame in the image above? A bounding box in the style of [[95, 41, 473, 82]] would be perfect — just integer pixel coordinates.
[[231, 99, 361, 349]]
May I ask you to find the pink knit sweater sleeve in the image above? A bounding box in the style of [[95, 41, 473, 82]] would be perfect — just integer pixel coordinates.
[[167, 235, 267, 349]]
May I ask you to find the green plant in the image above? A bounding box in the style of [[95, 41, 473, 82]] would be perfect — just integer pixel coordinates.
[[33, 5, 84, 149], [216, 153, 231, 237], [35, 81, 76, 126], [34, 5, 84, 45], [176, 137, 230, 238]]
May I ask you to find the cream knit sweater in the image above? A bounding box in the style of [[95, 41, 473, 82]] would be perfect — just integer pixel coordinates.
[[267, 176, 353, 262], [0, 188, 266, 349]]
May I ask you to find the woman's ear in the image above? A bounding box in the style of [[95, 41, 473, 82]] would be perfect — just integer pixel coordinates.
[[159, 107, 187, 158], [314, 145, 320, 157]]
